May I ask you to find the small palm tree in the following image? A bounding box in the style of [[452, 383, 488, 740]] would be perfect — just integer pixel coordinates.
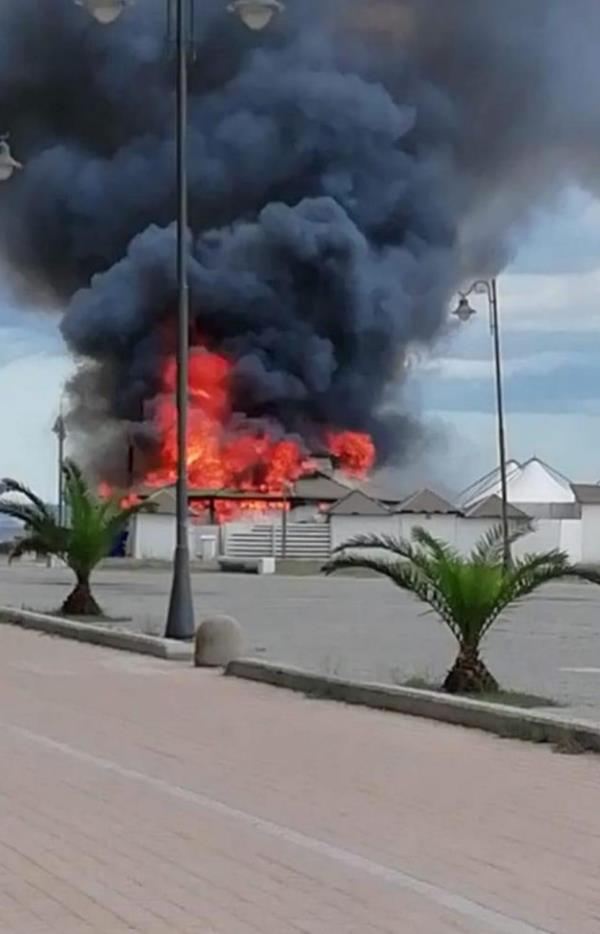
[[0, 460, 151, 617], [323, 526, 599, 695]]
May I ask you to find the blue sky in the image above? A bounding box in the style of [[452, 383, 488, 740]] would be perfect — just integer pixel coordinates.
[[1, 185, 599, 502]]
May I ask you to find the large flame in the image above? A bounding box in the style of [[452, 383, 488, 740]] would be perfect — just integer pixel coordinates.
[[139, 347, 375, 521]]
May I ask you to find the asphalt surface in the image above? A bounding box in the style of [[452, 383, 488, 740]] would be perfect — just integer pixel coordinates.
[[2, 560, 600, 719]]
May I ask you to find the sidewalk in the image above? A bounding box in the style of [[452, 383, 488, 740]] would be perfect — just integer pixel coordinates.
[[0, 626, 598, 933]]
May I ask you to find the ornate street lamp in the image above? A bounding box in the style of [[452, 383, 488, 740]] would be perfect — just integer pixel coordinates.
[[77, 0, 284, 638], [452, 279, 511, 568]]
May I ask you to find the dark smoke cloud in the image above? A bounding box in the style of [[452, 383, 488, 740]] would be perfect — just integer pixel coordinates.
[[0, 0, 598, 481]]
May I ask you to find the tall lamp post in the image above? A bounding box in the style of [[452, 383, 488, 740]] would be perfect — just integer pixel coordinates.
[[52, 409, 67, 526], [452, 278, 511, 569], [75, 0, 284, 637]]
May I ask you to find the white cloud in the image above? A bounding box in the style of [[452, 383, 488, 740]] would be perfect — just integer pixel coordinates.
[[418, 350, 582, 381], [0, 351, 73, 502], [499, 265, 600, 332]]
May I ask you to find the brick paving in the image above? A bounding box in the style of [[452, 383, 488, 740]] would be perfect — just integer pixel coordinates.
[[0, 627, 599, 932]]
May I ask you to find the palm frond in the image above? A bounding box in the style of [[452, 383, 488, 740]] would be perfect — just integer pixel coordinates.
[[468, 524, 505, 564], [477, 550, 572, 640], [0, 477, 54, 521], [562, 567, 600, 587], [0, 500, 56, 532], [469, 523, 532, 565], [10, 534, 64, 562], [331, 533, 414, 560], [323, 551, 462, 640], [324, 525, 600, 656], [411, 526, 460, 562]]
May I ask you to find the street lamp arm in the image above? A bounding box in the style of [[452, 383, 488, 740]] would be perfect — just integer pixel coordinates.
[[460, 279, 493, 303]]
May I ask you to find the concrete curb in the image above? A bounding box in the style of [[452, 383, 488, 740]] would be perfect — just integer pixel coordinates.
[[0, 607, 193, 661], [226, 658, 600, 752]]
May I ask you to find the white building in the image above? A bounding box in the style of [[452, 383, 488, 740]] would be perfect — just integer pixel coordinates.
[[127, 456, 600, 566], [573, 484, 600, 565], [459, 457, 600, 564], [129, 488, 220, 561], [329, 488, 529, 559]]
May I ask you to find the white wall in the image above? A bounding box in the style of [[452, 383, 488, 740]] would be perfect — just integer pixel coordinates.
[[581, 505, 600, 564], [559, 519, 583, 564], [511, 519, 560, 559], [331, 513, 529, 559], [131, 514, 193, 561], [398, 514, 460, 548], [330, 515, 400, 557]]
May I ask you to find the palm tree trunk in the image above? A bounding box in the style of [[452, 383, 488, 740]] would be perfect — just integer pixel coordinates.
[[61, 573, 102, 617], [443, 645, 499, 695]]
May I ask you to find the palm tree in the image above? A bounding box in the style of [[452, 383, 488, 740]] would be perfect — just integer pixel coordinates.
[[323, 526, 599, 695], [0, 460, 152, 617]]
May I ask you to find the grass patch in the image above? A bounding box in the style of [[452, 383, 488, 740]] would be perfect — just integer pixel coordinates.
[[401, 675, 560, 709]]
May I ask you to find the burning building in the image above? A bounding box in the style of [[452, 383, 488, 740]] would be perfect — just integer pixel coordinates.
[[0, 1, 599, 517]]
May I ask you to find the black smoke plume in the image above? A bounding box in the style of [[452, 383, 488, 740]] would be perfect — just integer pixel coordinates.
[[0, 0, 598, 482]]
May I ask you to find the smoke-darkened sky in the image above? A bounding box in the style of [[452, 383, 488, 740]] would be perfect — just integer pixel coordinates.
[[0, 0, 599, 487]]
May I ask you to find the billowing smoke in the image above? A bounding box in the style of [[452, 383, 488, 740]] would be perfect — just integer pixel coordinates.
[[0, 0, 598, 483]]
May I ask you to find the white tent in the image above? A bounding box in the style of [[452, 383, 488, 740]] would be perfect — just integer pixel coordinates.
[[460, 458, 581, 561], [460, 457, 575, 509]]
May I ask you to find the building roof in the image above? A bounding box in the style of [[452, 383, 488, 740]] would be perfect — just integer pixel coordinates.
[[460, 457, 575, 508], [328, 490, 391, 517], [144, 487, 177, 515], [572, 483, 600, 504], [465, 495, 530, 521], [353, 478, 405, 504], [291, 472, 352, 501], [396, 489, 458, 515], [458, 460, 521, 507]]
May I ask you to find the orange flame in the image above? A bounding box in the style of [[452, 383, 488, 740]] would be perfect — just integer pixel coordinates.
[[327, 430, 375, 477], [138, 346, 375, 521]]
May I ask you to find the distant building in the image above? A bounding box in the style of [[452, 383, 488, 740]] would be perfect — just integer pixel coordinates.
[[127, 456, 600, 565]]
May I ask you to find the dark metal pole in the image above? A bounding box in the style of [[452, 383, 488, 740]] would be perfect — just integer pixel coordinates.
[[165, 0, 195, 639], [53, 413, 66, 526], [490, 278, 511, 569], [57, 420, 65, 526]]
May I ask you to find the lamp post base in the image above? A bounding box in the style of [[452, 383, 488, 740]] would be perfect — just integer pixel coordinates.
[[165, 545, 195, 640]]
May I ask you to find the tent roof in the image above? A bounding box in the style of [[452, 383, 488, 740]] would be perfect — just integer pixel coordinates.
[[459, 460, 521, 507], [328, 490, 391, 517], [461, 457, 575, 508]]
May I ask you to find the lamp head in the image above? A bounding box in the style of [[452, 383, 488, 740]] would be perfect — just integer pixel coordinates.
[[452, 296, 476, 323], [75, 0, 130, 25], [228, 0, 284, 31]]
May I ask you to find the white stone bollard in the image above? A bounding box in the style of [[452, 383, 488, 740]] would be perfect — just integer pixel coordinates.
[[257, 557, 276, 575], [194, 616, 244, 668]]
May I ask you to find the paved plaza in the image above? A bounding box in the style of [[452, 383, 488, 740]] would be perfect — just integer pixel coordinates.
[[1, 625, 599, 933], [2, 561, 600, 719]]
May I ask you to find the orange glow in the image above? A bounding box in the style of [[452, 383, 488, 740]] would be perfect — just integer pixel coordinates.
[[140, 346, 375, 521], [98, 482, 141, 510], [327, 430, 375, 477]]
